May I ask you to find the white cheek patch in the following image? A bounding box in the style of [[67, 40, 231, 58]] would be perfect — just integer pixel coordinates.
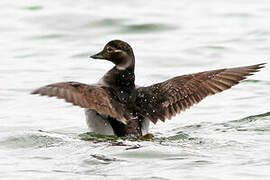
[[114, 51, 134, 70], [116, 60, 132, 70]]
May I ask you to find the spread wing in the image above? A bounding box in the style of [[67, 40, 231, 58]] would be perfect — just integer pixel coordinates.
[[136, 63, 265, 124], [31, 82, 132, 124]]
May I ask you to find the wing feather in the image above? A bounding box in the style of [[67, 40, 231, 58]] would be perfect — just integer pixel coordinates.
[[136, 63, 265, 124], [31, 82, 132, 124]]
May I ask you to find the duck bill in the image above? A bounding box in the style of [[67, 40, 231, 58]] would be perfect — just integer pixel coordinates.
[[90, 51, 105, 60]]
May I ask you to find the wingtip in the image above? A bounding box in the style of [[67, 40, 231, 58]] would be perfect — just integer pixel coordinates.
[[257, 63, 267, 68], [247, 63, 267, 71], [30, 89, 39, 95]]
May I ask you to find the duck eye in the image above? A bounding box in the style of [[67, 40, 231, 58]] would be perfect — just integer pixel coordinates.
[[107, 47, 113, 53]]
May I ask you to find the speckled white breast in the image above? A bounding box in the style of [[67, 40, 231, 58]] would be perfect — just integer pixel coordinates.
[[84, 109, 150, 136], [84, 109, 114, 135]]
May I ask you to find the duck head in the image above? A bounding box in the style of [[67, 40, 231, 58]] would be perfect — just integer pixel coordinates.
[[90, 40, 135, 70]]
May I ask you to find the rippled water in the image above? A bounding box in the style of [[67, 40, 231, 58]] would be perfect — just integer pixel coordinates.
[[1, 0, 270, 179]]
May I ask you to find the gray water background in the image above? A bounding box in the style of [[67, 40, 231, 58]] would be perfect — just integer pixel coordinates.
[[1, 0, 270, 179]]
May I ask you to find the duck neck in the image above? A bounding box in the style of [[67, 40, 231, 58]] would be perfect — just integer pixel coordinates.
[[101, 66, 135, 91]]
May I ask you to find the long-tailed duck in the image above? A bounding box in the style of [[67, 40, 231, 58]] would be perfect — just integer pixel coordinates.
[[32, 40, 265, 137]]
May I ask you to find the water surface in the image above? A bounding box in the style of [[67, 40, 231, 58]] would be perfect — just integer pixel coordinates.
[[1, 0, 270, 179]]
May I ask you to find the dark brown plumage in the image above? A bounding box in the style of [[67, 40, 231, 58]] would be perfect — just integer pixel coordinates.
[[136, 64, 265, 123], [32, 82, 133, 124], [31, 40, 265, 137]]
